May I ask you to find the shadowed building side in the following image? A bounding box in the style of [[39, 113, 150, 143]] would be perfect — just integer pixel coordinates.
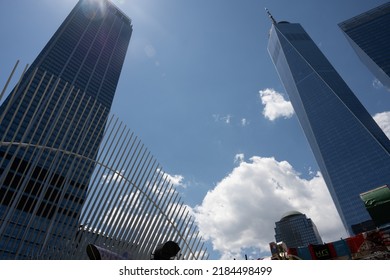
[[339, 2, 390, 90], [0, 0, 132, 259]]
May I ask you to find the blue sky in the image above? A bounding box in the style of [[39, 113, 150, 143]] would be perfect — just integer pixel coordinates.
[[1, 0, 390, 260]]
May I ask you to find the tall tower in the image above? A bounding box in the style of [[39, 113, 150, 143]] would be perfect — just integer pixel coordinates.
[[339, 2, 390, 90], [267, 17, 390, 235], [0, 0, 132, 259], [274, 211, 322, 248]]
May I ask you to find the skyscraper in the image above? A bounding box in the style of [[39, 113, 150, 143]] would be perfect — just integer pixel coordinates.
[[267, 16, 390, 235], [339, 2, 390, 90], [274, 211, 322, 248], [0, 0, 132, 259]]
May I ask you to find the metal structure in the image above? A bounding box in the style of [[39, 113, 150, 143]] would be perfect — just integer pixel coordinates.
[[0, 63, 208, 259]]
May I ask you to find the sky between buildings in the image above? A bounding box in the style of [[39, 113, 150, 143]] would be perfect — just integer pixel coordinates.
[[1, 0, 390, 260]]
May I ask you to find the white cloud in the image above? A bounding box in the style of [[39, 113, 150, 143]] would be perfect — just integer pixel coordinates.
[[259, 88, 294, 121], [222, 115, 232, 124], [372, 78, 383, 90], [102, 170, 125, 184], [373, 111, 390, 139], [372, 78, 390, 92], [193, 156, 346, 259], [241, 118, 249, 127], [212, 114, 232, 124], [166, 173, 186, 188], [234, 153, 244, 164], [212, 114, 250, 127], [158, 168, 187, 189]]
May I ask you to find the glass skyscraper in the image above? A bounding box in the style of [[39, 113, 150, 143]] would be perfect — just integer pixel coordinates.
[[267, 18, 390, 236], [274, 211, 322, 248], [339, 2, 390, 90], [0, 0, 132, 259]]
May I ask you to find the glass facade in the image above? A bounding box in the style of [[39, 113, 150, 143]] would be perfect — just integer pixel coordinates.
[[0, 0, 132, 259], [339, 2, 390, 89], [274, 211, 322, 248], [267, 21, 390, 236]]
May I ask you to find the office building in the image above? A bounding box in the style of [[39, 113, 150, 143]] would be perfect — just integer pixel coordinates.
[[339, 2, 390, 90], [274, 211, 322, 248], [0, 0, 208, 260], [267, 16, 390, 235], [0, 0, 132, 259]]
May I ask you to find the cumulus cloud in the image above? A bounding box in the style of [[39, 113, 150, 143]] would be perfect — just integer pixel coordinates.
[[259, 88, 294, 121], [373, 111, 390, 139], [193, 156, 346, 259]]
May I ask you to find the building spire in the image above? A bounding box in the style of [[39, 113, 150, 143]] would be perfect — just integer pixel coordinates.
[[265, 8, 277, 24]]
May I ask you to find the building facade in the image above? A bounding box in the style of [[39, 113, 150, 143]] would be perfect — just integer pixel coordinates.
[[0, 0, 208, 260], [274, 211, 322, 249], [267, 19, 390, 235], [339, 2, 390, 90], [0, 0, 132, 259]]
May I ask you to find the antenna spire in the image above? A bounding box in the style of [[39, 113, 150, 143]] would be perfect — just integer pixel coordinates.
[[265, 8, 277, 24]]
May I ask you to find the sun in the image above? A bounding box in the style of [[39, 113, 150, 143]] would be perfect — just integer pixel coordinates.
[[80, 0, 108, 20]]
